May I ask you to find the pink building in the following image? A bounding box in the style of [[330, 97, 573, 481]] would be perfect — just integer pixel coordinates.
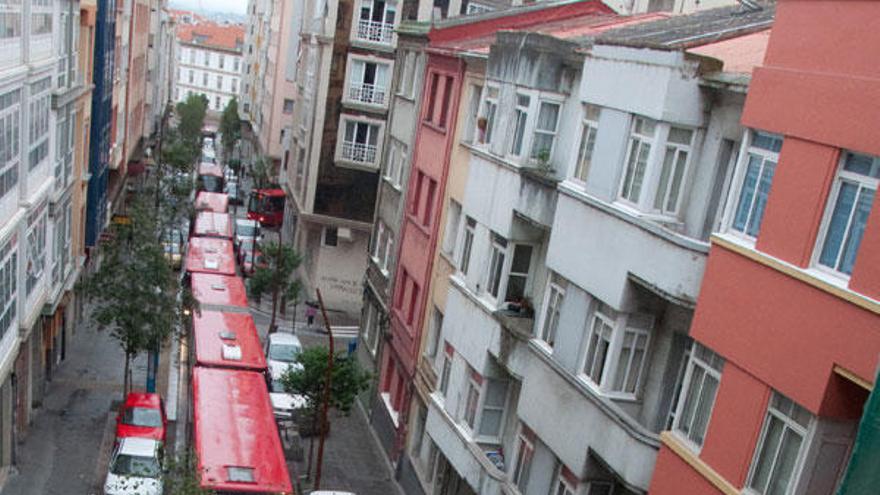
[[650, 1, 880, 493]]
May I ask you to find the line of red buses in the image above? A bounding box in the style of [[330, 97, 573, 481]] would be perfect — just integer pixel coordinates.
[[185, 188, 294, 494]]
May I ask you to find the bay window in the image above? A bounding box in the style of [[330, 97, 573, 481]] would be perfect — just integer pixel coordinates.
[[672, 342, 724, 449], [0, 88, 21, 201], [574, 104, 600, 183], [815, 151, 878, 276], [338, 118, 381, 167], [509, 94, 530, 157], [348, 57, 390, 106], [746, 392, 812, 495], [530, 101, 560, 161], [580, 303, 653, 397], [730, 130, 782, 238], [355, 0, 396, 44], [619, 117, 657, 204], [537, 274, 566, 348]]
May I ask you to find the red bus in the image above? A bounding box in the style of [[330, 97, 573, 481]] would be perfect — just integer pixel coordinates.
[[247, 188, 285, 229], [192, 367, 294, 494], [190, 273, 248, 311], [185, 237, 236, 276], [192, 311, 266, 372], [195, 191, 229, 213], [197, 162, 224, 193], [193, 211, 233, 239]]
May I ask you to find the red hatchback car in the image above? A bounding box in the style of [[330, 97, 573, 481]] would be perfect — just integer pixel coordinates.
[[115, 393, 167, 444]]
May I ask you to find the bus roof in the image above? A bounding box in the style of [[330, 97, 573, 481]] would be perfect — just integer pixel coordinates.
[[193, 211, 233, 239], [185, 237, 235, 275], [192, 367, 293, 493], [253, 188, 285, 197], [192, 311, 266, 371], [198, 162, 223, 177], [191, 273, 248, 310], [195, 192, 229, 213]]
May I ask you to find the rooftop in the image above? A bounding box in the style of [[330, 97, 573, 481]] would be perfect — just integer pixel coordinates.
[[177, 22, 244, 52]]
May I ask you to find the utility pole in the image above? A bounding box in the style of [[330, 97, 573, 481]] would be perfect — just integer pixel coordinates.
[[313, 288, 334, 491]]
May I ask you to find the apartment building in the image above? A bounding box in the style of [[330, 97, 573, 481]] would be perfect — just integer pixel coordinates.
[[380, 4, 776, 494], [239, 0, 299, 170], [144, 0, 174, 139], [172, 19, 244, 115], [650, 1, 880, 493], [0, 0, 96, 487]]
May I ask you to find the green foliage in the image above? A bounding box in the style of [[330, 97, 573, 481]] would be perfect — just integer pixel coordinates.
[[248, 242, 302, 330], [219, 98, 241, 158], [163, 451, 211, 495], [280, 346, 371, 414], [250, 156, 273, 190], [80, 198, 181, 391], [176, 94, 208, 151]]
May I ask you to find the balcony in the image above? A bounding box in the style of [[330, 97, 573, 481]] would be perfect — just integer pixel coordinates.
[[341, 141, 377, 166], [348, 82, 386, 106], [356, 19, 394, 44]]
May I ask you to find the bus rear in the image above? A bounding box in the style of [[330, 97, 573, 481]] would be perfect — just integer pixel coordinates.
[[247, 189, 285, 229]]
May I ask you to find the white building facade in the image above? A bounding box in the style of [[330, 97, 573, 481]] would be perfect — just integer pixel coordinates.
[[172, 23, 244, 114], [416, 7, 772, 494], [0, 0, 87, 486]]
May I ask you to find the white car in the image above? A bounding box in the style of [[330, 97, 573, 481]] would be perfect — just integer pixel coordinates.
[[265, 332, 307, 419], [234, 218, 261, 252], [104, 437, 163, 495]]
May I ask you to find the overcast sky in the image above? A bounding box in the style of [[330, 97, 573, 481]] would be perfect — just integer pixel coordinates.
[[169, 0, 246, 15]]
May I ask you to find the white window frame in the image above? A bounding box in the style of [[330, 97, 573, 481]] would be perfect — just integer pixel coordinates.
[[475, 378, 508, 442], [352, 0, 397, 46], [371, 221, 385, 263], [0, 88, 21, 202], [458, 217, 476, 276], [0, 238, 17, 339], [484, 232, 507, 302], [811, 151, 878, 279], [461, 369, 480, 431], [745, 392, 813, 495], [439, 348, 453, 398], [335, 115, 384, 170], [344, 53, 393, 107], [475, 84, 499, 146], [508, 93, 531, 158], [536, 275, 566, 349], [579, 303, 654, 399], [424, 306, 442, 360], [503, 243, 534, 306], [618, 116, 658, 206], [725, 130, 783, 241], [573, 104, 600, 184], [442, 199, 462, 257], [553, 471, 577, 495], [383, 138, 405, 188], [512, 429, 534, 493], [671, 342, 724, 451], [361, 302, 380, 356], [530, 100, 562, 162], [25, 203, 47, 295], [653, 126, 695, 216], [395, 50, 418, 99]]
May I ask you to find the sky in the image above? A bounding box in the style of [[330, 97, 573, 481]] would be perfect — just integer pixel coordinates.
[[169, 0, 246, 15]]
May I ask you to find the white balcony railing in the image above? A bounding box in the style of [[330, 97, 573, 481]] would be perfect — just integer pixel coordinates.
[[348, 82, 386, 106], [341, 141, 377, 165], [356, 19, 394, 44]]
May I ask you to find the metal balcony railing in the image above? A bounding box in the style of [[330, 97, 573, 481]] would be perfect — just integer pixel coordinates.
[[348, 82, 386, 105], [356, 19, 393, 44], [341, 141, 377, 165]]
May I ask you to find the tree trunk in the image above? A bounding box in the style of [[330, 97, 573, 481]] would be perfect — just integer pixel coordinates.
[[269, 286, 278, 334], [306, 407, 318, 478], [123, 352, 131, 399]]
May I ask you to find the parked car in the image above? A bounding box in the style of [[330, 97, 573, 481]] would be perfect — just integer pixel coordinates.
[[238, 242, 265, 276], [234, 218, 260, 251], [265, 332, 307, 419], [115, 392, 167, 444], [226, 182, 242, 205], [161, 229, 185, 270], [104, 437, 164, 495]]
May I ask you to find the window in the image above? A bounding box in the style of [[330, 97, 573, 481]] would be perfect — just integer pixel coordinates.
[[553, 470, 577, 495], [537, 274, 566, 348], [580, 304, 653, 396], [466, 2, 494, 14], [188, 69, 194, 84], [283, 98, 294, 114], [730, 130, 782, 238], [815, 151, 878, 276], [654, 127, 694, 215], [215, 96, 220, 110], [438, 76, 453, 128], [340, 119, 380, 165], [348, 58, 390, 106], [371, 222, 385, 261], [619, 117, 657, 204], [26, 203, 47, 295], [486, 233, 507, 299], [231, 78, 237, 93], [531, 101, 560, 161], [233, 57, 239, 71], [505, 244, 533, 303], [0, 13, 22, 39], [421, 177, 437, 227], [746, 393, 812, 495], [323, 227, 338, 247], [462, 368, 480, 430], [395, 50, 417, 99], [672, 343, 724, 449], [28, 79, 50, 171], [478, 379, 507, 438], [362, 303, 380, 355], [424, 306, 443, 359], [383, 139, 405, 187], [442, 199, 461, 256], [424, 72, 439, 123], [216, 75, 223, 90], [189, 49, 195, 64], [371, 222, 393, 273], [509, 94, 530, 156], [201, 72, 207, 86], [477, 86, 498, 145], [459, 217, 475, 276], [512, 429, 534, 492], [574, 104, 600, 183], [218, 54, 224, 69], [0, 239, 16, 338], [439, 345, 453, 397], [31, 13, 51, 35], [356, 0, 396, 44], [0, 89, 21, 201]]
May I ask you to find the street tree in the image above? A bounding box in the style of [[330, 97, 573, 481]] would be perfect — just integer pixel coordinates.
[[176, 94, 208, 151], [250, 156, 273, 189], [248, 242, 302, 333], [163, 451, 211, 495], [80, 199, 180, 397], [219, 97, 241, 159]]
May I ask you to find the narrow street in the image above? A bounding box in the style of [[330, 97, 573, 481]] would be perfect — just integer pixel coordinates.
[[1, 312, 148, 495]]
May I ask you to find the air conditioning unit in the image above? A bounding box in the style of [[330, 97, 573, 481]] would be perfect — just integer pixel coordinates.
[[337, 227, 352, 242]]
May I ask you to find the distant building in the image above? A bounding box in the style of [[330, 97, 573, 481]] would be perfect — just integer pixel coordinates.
[[172, 18, 245, 114]]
